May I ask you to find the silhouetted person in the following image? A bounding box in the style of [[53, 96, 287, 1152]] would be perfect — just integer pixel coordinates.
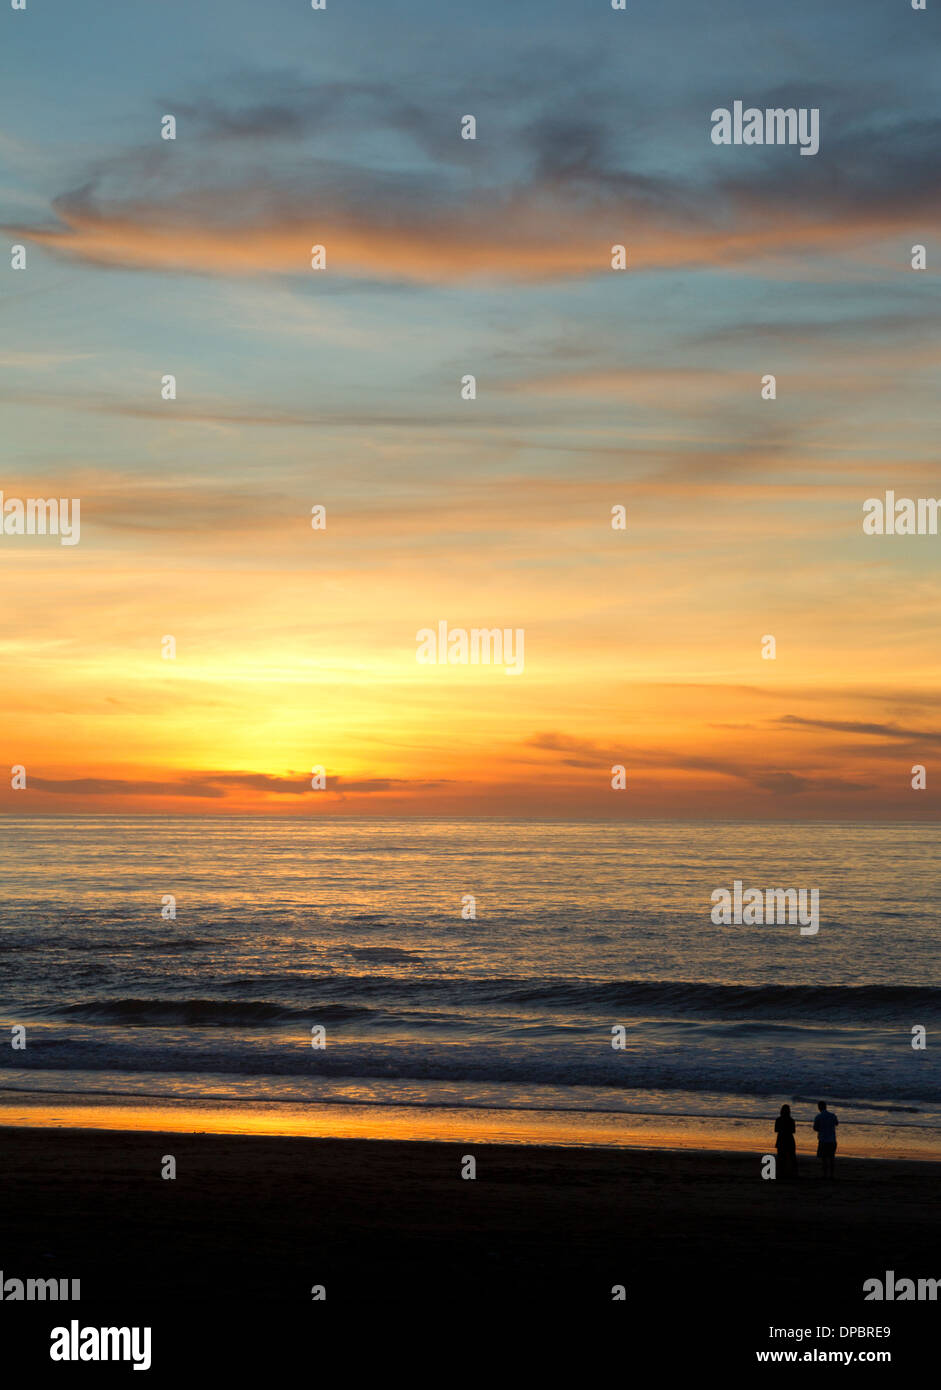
[[774, 1103, 798, 1178], [813, 1100, 838, 1178]]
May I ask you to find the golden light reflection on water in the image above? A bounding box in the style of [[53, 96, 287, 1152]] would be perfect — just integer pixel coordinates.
[[0, 1098, 937, 1160]]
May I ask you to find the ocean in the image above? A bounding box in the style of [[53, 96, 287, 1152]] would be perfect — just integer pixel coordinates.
[[1, 818, 938, 1157]]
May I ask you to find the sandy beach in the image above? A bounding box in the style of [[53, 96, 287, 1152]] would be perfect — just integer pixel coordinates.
[[1, 1123, 938, 1368]]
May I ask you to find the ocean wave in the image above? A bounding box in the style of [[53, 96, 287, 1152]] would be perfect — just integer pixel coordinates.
[[345, 946, 427, 962], [11, 977, 941, 1024], [58, 999, 374, 1025], [495, 979, 941, 1019], [2, 1036, 940, 1103]]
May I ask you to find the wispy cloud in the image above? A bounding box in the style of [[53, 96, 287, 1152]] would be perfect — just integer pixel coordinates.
[[10, 87, 940, 283], [524, 731, 872, 795], [24, 771, 453, 799], [778, 716, 941, 745]]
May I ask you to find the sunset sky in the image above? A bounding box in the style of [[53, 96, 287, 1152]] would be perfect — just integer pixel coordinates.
[[2, 0, 940, 818]]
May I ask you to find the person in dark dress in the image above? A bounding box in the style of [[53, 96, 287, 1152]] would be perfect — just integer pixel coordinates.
[[774, 1103, 798, 1178]]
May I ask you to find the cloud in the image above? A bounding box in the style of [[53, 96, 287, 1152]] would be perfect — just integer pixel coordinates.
[[4, 181, 913, 285], [752, 770, 813, 796], [10, 97, 940, 284], [524, 731, 871, 794], [24, 771, 452, 799], [170, 79, 456, 160], [9, 184, 620, 283], [503, 367, 746, 400], [525, 731, 610, 769], [27, 776, 224, 798], [778, 715, 941, 745]]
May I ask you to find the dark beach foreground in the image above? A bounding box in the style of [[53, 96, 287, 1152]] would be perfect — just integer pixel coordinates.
[[1, 1125, 938, 1372]]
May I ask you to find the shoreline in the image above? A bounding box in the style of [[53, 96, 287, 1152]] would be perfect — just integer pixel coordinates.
[[2, 1118, 939, 1165], [0, 1094, 937, 1161]]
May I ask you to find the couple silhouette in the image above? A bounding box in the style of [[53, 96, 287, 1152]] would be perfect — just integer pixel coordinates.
[[774, 1100, 839, 1179]]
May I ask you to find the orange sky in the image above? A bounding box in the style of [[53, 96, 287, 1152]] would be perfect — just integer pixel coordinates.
[[3, 443, 941, 818]]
